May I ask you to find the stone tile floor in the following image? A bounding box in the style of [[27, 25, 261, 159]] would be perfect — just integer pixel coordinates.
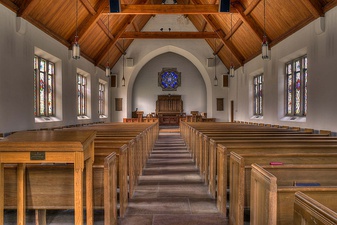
[[118, 132, 228, 225], [4, 131, 235, 225]]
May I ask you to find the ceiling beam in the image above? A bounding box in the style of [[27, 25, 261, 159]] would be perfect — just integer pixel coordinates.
[[300, 0, 324, 17], [17, 0, 40, 17], [224, 19, 243, 40], [0, 0, 19, 12], [324, 0, 337, 12], [243, 0, 261, 15], [232, 1, 265, 42], [97, 18, 114, 39], [95, 15, 137, 66], [205, 14, 244, 66], [120, 31, 218, 39], [103, 4, 221, 14], [71, 0, 108, 44], [80, 0, 96, 15]]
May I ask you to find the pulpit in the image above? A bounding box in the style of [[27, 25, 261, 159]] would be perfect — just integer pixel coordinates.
[[156, 95, 183, 126]]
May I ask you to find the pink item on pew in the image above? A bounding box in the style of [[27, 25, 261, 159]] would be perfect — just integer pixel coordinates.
[[269, 162, 283, 165]]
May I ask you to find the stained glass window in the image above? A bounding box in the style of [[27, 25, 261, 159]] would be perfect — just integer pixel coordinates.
[[98, 82, 105, 116], [34, 55, 55, 117], [158, 68, 181, 91], [285, 55, 307, 116], [77, 74, 87, 116], [253, 74, 263, 116]]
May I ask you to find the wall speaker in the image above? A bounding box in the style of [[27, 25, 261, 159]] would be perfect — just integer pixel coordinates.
[[109, 0, 121, 13], [207, 58, 215, 67], [110, 74, 117, 87], [126, 58, 134, 67], [219, 0, 230, 12]]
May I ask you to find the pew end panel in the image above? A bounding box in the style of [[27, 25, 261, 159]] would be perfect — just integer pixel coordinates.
[[216, 144, 227, 216], [250, 164, 277, 225], [294, 191, 337, 225], [251, 163, 337, 225], [229, 152, 245, 225]]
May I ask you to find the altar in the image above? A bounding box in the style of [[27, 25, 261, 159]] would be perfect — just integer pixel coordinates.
[[156, 95, 184, 126]]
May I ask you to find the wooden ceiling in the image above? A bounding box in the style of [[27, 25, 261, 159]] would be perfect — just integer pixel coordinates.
[[1, 0, 337, 71]]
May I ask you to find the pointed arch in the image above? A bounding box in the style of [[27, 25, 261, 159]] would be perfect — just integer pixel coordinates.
[[125, 45, 214, 116]]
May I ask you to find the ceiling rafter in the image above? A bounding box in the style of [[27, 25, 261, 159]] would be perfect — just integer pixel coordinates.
[[80, 0, 96, 15], [201, 20, 208, 32], [120, 31, 218, 39], [300, 0, 324, 17], [97, 18, 114, 39], [186, 0, 244, 66], [98, 18, 125, 54], [69, 0, 108, 45], [95, 15, 137, 66], [102, 4, 220, 14], [204, 14, 244, 66], [224, 18, 243, 40], [232, 1, 266, 42], [324, 0, 337, 12], [0, 0, 18, 12], [132, 21, 140, 32], [243, 0, 261, 15], [17, 0, 40, 17]]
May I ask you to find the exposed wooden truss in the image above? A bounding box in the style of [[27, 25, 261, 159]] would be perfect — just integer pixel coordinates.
[[1, 0, 337, 71]]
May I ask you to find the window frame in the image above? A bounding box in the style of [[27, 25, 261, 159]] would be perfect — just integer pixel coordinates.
[[77, 73, 87, 117], [253, 74, 263, 116], [34, 55, 56, 118], [285, 55, 308, 117], [98, 82, 105, 116]]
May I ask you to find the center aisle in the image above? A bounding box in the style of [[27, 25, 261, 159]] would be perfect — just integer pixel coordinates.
[[118, 130, 228, 225]]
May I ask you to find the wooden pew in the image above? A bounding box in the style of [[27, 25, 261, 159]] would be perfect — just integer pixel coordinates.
[[215, 143, 337, 215], [95, 144, 128, 217], [229, 152, 337, 225], [4, 152, 117, 225], [3, 122, 159, 224], [197, 133, 331, 183], [180, 121, 317, 179], [294, 191, 337, 225], [250, 163, 337, 225]]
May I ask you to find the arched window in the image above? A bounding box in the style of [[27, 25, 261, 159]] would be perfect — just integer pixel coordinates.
[[285, 55, 307, 116], [34, 55, 55, 117], [253, 74, 263, 116]]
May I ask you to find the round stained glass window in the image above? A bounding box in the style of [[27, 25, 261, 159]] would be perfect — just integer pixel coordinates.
[[158, 68, 181, 91]]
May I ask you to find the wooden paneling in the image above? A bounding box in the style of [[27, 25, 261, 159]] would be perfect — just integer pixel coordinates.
[[1, 0, 336, 70]]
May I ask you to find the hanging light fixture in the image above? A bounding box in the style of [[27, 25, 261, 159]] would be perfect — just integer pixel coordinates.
[[262, 0, 270, 60], [213, 39, 218, 86], [105, 13, 111, 77], [121, 39, 126, 87], [72, 0, 80, 60], [229, 63, 234, 77], [229, 13, 235, 77]]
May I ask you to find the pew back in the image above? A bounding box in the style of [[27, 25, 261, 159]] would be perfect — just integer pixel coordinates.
[[294, 191, 337, 225], [250, 163, 337, 225]]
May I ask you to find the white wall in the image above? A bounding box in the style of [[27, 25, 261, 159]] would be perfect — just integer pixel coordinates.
[[110, 40, 229, 122], [0, 5, 110, 133], [229, 6, 337, 132], [132, 52, 207, 115]]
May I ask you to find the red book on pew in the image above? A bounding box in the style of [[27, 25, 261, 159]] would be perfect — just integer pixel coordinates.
[[270, 162, 283, 165]]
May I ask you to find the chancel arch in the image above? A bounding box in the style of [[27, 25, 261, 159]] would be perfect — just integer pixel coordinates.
[[126, 45, 216, 119]]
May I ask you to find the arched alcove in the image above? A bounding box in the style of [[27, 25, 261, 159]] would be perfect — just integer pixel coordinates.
[[132, 52, 207, 117], [125, 45, 214, 117]]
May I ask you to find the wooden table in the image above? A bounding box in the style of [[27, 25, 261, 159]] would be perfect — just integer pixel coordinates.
[[0, 130, 96, 225]]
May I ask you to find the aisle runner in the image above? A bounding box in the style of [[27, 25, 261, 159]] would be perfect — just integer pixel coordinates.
[[119, 132, 228, 225]]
